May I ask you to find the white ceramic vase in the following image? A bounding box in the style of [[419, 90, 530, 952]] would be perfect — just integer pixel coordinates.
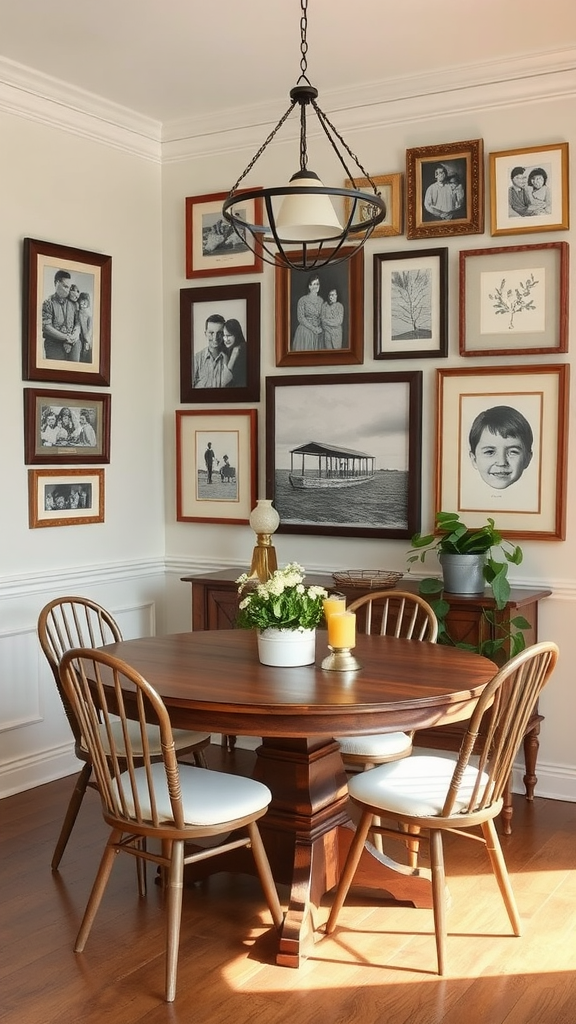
[[257, 628, 316, 667]]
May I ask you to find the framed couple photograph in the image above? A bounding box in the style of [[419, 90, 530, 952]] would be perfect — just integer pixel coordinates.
[[22, 238, 112, 387], [373, 247, 448, 360], [459, 241, 569, 357], [28, 468, 105, 529], [179, 282, 261, 403], [185, 190, 263, 278], [436, 365, 569, 540], [406, 139, 484, 240], [265, 371, 422, 539], [24, 388, 111, 465], [344, 172, 403, 238], [175, 409, 257, 524], [274, 248, 364, 367], [489, 142, 569, 237]]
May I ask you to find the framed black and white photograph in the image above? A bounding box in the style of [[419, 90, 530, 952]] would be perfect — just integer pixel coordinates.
[[185, 190, 263, 278], [24, 388, 111, 465], [179, 282, 260, 403], [28, 468, 105, 529], [176, 409, 257, 524], [436, 365, 569, 540], [275, 248, 364, 367], [489, 143, 569, 237], [344, 172, 403, 238], [459, 242, 569, 357], [406, 139, 484, 240], [22, 238, 111, 387], [373, 248, 448, 360], [265, 371, 422, 539]]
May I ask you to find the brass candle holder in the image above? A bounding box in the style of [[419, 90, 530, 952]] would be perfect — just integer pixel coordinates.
[[321, 646, 362, 671]]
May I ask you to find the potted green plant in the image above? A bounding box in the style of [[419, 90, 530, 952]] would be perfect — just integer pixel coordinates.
[[236, 562, 328, 666], [407, 511, 529, 661]]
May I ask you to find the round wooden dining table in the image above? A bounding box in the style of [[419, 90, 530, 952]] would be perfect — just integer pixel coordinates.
[[101, 629, 495, 967]]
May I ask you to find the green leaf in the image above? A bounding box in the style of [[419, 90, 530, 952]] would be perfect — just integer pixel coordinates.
[[418, 577, 444, 595]]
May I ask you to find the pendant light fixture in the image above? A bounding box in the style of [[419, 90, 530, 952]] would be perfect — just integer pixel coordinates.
[[221, 0, 386, 271]]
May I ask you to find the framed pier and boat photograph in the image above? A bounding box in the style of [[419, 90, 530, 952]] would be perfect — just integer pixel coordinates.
[[265, 371, 423, 539]]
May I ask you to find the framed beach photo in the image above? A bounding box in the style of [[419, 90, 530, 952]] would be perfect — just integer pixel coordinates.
[[185, 190, 263, 278], [265, 371, 422, 539], [180, 282, 260, 403], [275, 248, 364, 367], [28, 468, 105, 529], [406, 139, 484, 240], [176, 409, 257, 524], [459, 242, 569, 357], [373, 247, 448, 360], [24, 388, 111, 465], [489, 143, 569, 237], [22, 238, 111, 387], [344, 173, 403, 238], [436, 365, 569, 540]]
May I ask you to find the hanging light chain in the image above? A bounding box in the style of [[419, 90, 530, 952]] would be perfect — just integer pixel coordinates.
[[227, 100, 297, 196], [311, 99, 381, 194], [299, 0, 309, 79]]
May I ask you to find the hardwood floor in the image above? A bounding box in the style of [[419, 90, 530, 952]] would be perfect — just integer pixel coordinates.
[[1, 745, 575, 1024]]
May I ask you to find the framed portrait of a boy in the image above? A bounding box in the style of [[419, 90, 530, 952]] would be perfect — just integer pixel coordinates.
[[489, 143, 569, 237], [406, 139, 484, 240], [436, 365, 569, 540]]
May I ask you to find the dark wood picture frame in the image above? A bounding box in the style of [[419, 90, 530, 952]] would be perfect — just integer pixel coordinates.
[[28, 467, 105, 528], [22, 238, 111, 387], [489, 142, 569, 237], [436, 364, 569, 540], [24, 387, 111, 465], [176, 408, 257, 524], [373, 247, 448, 360], [179, 282, 260, 404], [266, 371, 422, 539], [274, 248, 364, 367], [185, 190, 263, 278], [459, 241, 569, 357], [406, 139, 484, 240]]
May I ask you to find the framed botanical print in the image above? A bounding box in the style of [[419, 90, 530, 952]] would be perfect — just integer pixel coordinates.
[[373, 247, 448, 360], [489, 143, 569, 236], [436, 365, 569, 540], [22, 238, 111, 387], [175, 409, 257, 524], [24, 388, 111, 464], [459, 242, 569, 357], [185, 190, 263, 278], [28, 468, 105, 528], [406, 139, 484, 240]]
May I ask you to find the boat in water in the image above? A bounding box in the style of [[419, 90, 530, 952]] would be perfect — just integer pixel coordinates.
[[288, 441, 376, 489]]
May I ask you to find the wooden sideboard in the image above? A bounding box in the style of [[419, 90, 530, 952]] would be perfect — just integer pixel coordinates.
[[182, 568, 551, 832]]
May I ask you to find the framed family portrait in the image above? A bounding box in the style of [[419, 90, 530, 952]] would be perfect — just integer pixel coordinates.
[[22, 238, 111, 387], [265, 371, 422, 539], [179, 282, 260, 403], [459, 242, 569, 357], [406, 139, 484, 240], [373, 247, 448, 360], [24, 388, 111, 465], [436, 365, 569, 540], [175, 409, 257, 524], [344, 173, 403, 237], [28, 468, 105, 529], [489, 143, 569, 237], [274, 248, 364, 367], [185, 190, 263, 278]]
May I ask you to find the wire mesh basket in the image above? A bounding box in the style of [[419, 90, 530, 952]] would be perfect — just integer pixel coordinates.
[[331, 569, 404, 590]]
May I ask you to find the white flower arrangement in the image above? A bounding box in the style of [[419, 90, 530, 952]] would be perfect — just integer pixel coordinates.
[[236, 562, 328, 632]]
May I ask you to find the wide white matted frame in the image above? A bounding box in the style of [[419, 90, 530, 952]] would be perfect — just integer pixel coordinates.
[[176, 408, 257, 524]]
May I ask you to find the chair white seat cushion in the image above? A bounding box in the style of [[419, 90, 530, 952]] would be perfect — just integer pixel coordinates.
[[336, 732, 412, 758], [348, 755, 490, 818], [94, 719, 209, 757], [118, 763, 272, 826]]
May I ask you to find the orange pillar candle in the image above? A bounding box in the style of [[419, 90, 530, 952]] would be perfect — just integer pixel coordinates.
[[323, 595, 346, 622], [327, 611, 356, 649]]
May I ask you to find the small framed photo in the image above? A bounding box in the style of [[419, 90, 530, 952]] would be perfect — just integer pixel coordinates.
[[436, 365, 569, 540], [185, 190, 263, 278], [28, 468, 105, 529], [344, 173, 403, 237], [176, 409, 257, 524], [24, 388, 111, 465], [459, 242, 569, 357], [22, 238, 112, 387], [489, 143, 569, 237], [274, 248, 364, 367], [373, 247, 448, 360], [180, 282, 260, 403], [265, 371, 422, 539], [406, 139, 484, 240]]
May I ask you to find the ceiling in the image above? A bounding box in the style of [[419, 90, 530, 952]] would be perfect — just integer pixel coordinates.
[[0, 0, 575, 126]]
